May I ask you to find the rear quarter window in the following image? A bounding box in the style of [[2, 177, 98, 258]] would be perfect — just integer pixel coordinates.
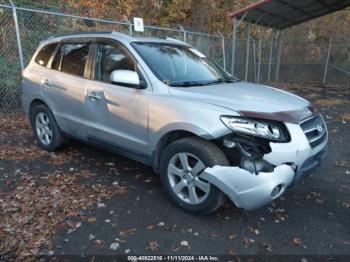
[[35, 43, 57, 67]]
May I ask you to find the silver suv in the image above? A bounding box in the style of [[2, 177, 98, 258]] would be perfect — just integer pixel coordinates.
[[22, 32, 328, 214]]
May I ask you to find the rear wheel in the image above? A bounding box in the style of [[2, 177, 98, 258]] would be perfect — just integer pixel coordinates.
[[160, 137, 229, 214], [30, 104, 64, 152]]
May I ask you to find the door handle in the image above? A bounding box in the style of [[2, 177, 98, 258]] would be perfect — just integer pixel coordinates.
[[41, 79, 52, 88], [87, 91, 101, 102]]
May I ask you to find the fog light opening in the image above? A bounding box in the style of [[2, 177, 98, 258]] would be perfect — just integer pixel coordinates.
[[271, 184, 284, 198]]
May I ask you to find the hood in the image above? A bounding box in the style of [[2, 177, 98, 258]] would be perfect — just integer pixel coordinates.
[[169, 82, 314, 123]]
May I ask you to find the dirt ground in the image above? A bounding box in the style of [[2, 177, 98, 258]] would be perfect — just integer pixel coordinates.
[[0, 82, 349, 260]]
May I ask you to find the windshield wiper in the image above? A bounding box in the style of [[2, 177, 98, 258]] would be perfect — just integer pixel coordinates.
[[204, 78, 235, 85], [167, 78, 237, 87], [168, 81, 209, 87]]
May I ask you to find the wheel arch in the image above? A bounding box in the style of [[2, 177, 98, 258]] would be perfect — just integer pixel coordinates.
[[152, 129, 207, 172], [28, 97, 56, 117], [30, 98, 48, 111], [29, 98, 60, 130], [29, 99, 50, 118]]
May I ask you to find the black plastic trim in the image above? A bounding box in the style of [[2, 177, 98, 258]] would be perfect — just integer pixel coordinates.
[[87, 135, 151, 165]]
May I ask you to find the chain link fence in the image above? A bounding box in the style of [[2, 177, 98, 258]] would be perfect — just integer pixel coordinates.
[[232, 32, 350, 85], [0, 3, 228, 112], [0, 2, 349, 112], [0, 5, 21, 111]]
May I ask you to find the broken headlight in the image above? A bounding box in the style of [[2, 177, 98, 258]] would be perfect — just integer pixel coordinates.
[[220, 116, 289, 142]]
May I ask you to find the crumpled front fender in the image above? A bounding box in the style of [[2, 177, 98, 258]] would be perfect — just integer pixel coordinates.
[[200, 164, 295, 210]]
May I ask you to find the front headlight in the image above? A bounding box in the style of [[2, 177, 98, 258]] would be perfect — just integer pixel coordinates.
[[220, 116, 289, 142]]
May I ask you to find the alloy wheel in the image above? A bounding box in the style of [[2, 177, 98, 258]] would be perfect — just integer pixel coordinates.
[[167, 152, 210, 204], [35, 112, 53, 146]]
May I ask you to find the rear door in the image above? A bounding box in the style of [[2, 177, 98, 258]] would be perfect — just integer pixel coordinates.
[[45, 42, 91, 137], [83, 41, 150, 160], [22, 42, 58, 113]]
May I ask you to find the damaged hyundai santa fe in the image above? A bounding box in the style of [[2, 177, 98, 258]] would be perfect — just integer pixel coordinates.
[[22, 32, 328, 214]]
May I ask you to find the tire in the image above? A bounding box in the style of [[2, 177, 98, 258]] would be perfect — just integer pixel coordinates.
[[160, 137, 229, 215], [30, 104, 64, 152]]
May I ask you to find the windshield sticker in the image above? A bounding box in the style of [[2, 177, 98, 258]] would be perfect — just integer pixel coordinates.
[[189, 48, 206, 58]]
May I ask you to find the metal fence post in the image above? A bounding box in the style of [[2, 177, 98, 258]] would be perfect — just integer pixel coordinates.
[[323, 17, 339, 85], [323, 34, 333, 85], [9, 0, 24, 71], [275, 30, 283, 81], [252, 39, 257, 82], [179, 25, 187, 43], [122, 18, 133, 36], [267, 29, 274, 82], [219, 33, 226, 70], [245, 23, 251, 81], [231, 17, 237, 75], [257, 31, 263, 83]]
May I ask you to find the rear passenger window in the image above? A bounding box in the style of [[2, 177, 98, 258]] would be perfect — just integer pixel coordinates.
[[51, 43, 90, 77], [35, 43, 57, 66]]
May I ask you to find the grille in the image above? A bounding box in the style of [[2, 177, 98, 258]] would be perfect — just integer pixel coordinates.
[[300, 114, 327, 148]]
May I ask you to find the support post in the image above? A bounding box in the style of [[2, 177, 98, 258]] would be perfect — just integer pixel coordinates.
[[252, 39, 257, 82], [10, 0, 24, 71], [129, 21, 133, 36], [179, 25, 187, 43], [219, 33, 226, 70], [231, 13, 247, 76], [257, 31, 263, 83], [267, 29, 274, 82], [323, 34, 333, 84], [124, 18, 132, 36], [231, 17, 237, 75], [275, 30, 283, 81], [245, 23, 251, 81], [323, 17, 339, 85]]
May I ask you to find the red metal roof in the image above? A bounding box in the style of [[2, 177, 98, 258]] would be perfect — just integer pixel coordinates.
[[228, 0, 350, 29]]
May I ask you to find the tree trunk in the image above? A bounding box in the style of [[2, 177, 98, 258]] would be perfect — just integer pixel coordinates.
[[190, 0, 214, 32]]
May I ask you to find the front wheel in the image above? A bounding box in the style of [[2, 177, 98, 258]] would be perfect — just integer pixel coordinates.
[[160, 137, 229, 215]]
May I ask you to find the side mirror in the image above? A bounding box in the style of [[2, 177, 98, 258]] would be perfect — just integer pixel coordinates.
[[110, 70, 146, 89]]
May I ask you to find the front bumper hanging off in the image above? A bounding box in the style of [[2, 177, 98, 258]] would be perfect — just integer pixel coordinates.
[[200, 164, 295, 210], [201, 120, 328, 211]]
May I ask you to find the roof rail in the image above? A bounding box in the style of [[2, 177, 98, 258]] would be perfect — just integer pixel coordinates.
[[48, 31, 113, 39], [165, 37, 188, 45]]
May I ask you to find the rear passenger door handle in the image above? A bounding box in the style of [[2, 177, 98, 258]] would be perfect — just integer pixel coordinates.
[[87, 91, 101, 102], [41, 79, 52, 88]]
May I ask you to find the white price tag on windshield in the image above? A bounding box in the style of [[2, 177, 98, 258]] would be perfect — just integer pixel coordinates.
[[189, 48, 206, 58]]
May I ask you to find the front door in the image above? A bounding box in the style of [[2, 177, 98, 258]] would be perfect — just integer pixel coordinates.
[[83, 42, 150, 160]]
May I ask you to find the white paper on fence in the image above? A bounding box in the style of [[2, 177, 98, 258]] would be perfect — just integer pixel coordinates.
[[133, 17, 144, 32]]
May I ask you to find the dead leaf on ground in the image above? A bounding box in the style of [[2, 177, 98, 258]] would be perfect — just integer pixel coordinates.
[[228, 234, 237, 241], [292, 238, 303, 246], [120, 228, 137, 238], [228, 249, 236, 255], [146, 224, 154, 230], [94, 239, 105, 249], [146, 240, 159, 251]]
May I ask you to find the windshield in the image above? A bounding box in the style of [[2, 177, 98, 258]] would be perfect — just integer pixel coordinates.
[[131, 42, 239, 87]]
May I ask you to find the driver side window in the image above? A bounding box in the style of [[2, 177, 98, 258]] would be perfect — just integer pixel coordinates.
[[94, 43, 136, 83]]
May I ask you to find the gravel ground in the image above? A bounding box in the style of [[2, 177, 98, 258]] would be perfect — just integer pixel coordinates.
[[0, 82, 349, 259]]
